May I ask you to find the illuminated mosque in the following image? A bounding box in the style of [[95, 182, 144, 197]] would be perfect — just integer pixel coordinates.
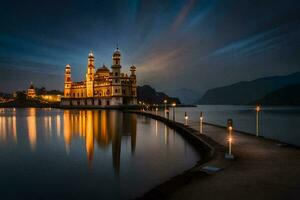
[[61, 47, 137, 107]]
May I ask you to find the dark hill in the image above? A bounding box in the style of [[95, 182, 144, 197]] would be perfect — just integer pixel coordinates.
[[197, 71, 300, 105], [137, 85, 181, 105], [252, 84, 300, 106]]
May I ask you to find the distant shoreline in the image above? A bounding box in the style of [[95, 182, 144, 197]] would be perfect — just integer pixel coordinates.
[[0, 99, 197, 109]]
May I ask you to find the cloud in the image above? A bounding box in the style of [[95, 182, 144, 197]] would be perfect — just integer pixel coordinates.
[[207, 21, 300, 60], [171, 0, 196, 32]]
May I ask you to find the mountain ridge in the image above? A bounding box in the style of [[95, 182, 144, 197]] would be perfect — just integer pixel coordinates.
[[197, 71, 300, 105]]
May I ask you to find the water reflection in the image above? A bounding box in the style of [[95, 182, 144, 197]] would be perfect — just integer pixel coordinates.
[[62, 110, 137, 173], [56, 115, 61, 137], [0, 111, 17, 143], [0, 108, 201, 199], [27, 108, 37, 150]]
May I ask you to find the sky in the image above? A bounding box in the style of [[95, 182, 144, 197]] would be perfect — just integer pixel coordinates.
[[0, 0, 300, 101]]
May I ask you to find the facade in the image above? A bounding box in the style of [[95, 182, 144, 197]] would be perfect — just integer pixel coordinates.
[[27, 83, 36, 98], [26, 83, 62, 102], [61, 48, 137, 107]]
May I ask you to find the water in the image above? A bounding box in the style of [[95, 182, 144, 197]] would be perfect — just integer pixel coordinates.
[[0, 108, 200, 199], [169, 105, 300, 147]]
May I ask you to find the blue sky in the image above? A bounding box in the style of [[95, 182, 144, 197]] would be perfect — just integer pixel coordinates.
[[0, 0, 299, 100]]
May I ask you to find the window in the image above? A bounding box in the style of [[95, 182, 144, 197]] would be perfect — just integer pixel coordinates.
[[115, 89, 118, 93], [115, 72, 118, 76], [106, 100, 110, 105]]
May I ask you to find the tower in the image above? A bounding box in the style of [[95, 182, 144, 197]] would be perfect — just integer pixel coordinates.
[[111, 47, 122, 96], [86, 50, 95, 97], [64, 64, 72, 97], [130, 65, 137, 103]]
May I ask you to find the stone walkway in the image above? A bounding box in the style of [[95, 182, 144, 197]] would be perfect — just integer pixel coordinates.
[[173, 123, 300, 199], [142, 111, 300, 200]]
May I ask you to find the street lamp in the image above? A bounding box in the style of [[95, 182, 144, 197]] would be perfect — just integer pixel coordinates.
[[172, 102, 176, 121], [155, 107, 158, 115], [184, 112, 188, 126], [166, 108, 170, 120], [164, 99, 167, 117], [200, 112, 203, 134], [225, 119, 234, 160], [256, 105, 261, 137]]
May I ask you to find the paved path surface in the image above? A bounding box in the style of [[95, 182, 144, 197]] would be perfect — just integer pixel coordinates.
[[143, 111, 300, 200]]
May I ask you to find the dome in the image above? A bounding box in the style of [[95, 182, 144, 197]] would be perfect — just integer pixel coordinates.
[[65, 64, 71, 68], [96, 65, 109, 73], [113, 48, 121, 57], [88, 50, 94, 58], [130, 65, 136, 70], [29, 82, 35, 89]]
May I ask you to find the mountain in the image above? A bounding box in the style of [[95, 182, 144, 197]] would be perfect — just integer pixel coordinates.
[[167, 88, 201, 104], [197, 71, 300, 105], [137, 85, 181, 105], [252, 84, 300, 106]]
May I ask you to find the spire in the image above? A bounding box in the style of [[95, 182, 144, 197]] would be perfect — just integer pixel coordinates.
[[88, 49, 94, 57]]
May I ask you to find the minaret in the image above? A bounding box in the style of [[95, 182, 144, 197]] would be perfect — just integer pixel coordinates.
[[64, 64, 72, 97], [111, 47, 122, 96], [130, 65, 137, 99], [86, 50, 95, 97]]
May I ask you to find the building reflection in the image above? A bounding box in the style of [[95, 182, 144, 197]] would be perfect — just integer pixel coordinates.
[[63, 110, 137, 174], [27, 108, 37, 151], [0, 110, 17, 143]]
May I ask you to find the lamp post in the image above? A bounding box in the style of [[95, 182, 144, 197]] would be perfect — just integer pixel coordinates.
[[172, 102, 176, 121], [225, 119, 234, 160], [184, 112, 188, 126], [155, 107, 158, 115], [166, 109, 169, 120], [256, 105, 260, 137], [164, 99, 167, 118], [200, 112, 203, 134]]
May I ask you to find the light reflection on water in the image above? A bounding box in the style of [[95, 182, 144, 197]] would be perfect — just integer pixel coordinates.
[[169, 105, 300, 146], [0, 108, 200, 199]]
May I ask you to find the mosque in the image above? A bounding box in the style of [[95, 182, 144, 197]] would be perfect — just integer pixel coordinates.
[[61, 48, 137, 107]]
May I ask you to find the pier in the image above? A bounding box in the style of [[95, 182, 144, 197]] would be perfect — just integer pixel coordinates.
[[131, 109, 300, 200]]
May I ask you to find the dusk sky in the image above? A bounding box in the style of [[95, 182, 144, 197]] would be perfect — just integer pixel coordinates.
[[0, 0, 300, 100]]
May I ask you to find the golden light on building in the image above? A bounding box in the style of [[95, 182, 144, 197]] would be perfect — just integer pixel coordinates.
[[61, 48, 137, 107], [27, 82, 36, 99]]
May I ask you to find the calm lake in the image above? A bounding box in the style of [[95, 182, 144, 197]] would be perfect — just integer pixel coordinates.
[[173, 105, 300, 147], [0, 108, 201, 199]]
